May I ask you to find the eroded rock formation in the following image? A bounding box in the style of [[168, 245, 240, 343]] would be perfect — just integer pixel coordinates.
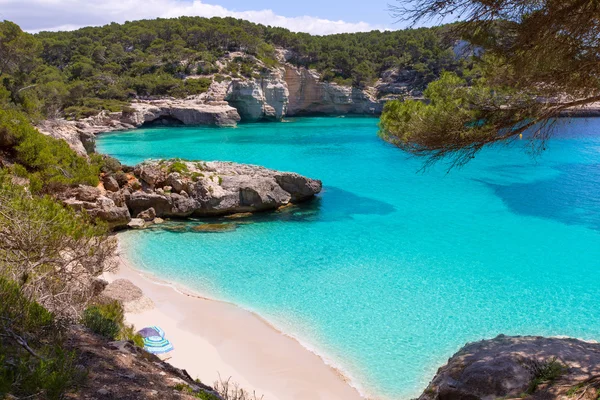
[[224, 67, 289, 121]]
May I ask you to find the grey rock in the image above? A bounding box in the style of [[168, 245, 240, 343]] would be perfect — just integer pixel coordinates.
[[125, 160, 321, 218], [420, 335, 600, 400], [61, 187, 131, 229], [166, 172, 185, 193], [135, 163, 167, 189], [103, 175, 120, 192], [127, 218, 146, 229], [137, 207, 156, 221], [64, 185, 102, 202]]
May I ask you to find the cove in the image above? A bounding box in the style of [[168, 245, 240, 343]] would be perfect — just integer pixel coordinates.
[[97, 117, 600, 399]]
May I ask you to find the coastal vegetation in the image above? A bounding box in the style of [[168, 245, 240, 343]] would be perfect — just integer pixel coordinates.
[[381, 0, 600, 166], [1, 17, 467, 119], [0, 173, 114, 397]]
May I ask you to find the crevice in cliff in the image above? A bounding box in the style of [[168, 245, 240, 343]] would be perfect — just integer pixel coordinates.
[[141, 115, 185, 127]]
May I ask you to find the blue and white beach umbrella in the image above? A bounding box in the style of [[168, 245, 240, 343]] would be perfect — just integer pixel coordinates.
[[137, 326, 174, 354], [143, 335, 174, 354]]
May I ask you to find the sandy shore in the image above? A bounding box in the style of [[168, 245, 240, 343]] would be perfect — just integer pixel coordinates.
[[105, 244, 365, 400]]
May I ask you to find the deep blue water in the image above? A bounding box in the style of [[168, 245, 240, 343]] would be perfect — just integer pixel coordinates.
[[98, 117, 600, 399]]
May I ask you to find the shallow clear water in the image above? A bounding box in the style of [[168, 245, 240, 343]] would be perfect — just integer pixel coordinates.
[[98, 117, 600, 399]]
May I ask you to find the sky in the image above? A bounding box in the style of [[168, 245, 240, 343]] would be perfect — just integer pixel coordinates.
[[0, 0, 411, 35]]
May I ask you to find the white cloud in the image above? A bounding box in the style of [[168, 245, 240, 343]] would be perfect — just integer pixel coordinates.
[[0, 0, 389, 35]]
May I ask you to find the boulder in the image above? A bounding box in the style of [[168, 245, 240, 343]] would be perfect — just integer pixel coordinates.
[[137, 207, 156, 221], [135, 163, 167, 189], [65, 185, 102, 202], [420, 335, 600, 400], [60, 186, 131, 229], [101, 279, 154, 313], [127, 218, 146, 229], [103, 175, 120, 192]]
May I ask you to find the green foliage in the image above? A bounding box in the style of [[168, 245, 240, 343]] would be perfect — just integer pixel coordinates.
[[0, 21, 40, 77], [174, 383, 221, 400], [525, 357, 566, 394], [82, 302, 122, 340], [0, 174, 115, 317], [168, 160, 189, 174], [379, 71, 537, 167], [1, 18, 466, 120], [0, 108, 101, 192], [82, 301, 143, 346], [0, 277, 83, 399]]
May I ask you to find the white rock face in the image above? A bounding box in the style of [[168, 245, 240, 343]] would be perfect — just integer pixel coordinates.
[[130, 100, 240, 127], [283, 64, 383, 116], [37, 58, 398, 157], [225, 68, 289, 121]]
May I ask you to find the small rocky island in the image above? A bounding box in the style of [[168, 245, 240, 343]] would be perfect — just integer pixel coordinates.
[[56, 159, 322, 229]]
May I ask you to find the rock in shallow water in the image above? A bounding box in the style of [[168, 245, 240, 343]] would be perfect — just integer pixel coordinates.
[[57, 160, 320, 229], [191, 223, 237, 233], [127, 160, 322, 218]]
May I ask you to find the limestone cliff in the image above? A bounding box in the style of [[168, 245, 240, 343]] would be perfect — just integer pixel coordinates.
[[224, 67, 289, 121], [208, 62, 385, 121], [284, 65, 384, 116]]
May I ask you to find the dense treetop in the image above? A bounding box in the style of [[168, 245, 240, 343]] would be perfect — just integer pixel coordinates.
[[381, 0, 600, 166], [1, 17, 465, 119]]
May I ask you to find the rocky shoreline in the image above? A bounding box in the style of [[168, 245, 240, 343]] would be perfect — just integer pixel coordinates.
[[55, 159, 322, 229]]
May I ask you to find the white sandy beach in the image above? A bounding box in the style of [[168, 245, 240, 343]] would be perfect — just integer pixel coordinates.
[[105, 245, 365, 400]]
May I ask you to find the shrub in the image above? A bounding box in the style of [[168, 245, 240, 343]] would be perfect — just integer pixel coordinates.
[[100, 155, 122, 174], [169, 160, 189, 174], [0, 277, 84, 399], [524, 357, 566, 393], [214, 376, 264, 400], [0, 108, 101, 192], [82, 301, 143, 346], [174, 383, 221, 400], [0, 175, 116, 317], [82, 302, 122, 340]]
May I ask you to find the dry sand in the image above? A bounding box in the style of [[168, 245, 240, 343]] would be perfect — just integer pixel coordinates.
[[105, 247, 365, 400]]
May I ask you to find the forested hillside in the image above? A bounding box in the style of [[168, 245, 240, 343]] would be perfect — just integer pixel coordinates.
[[1, 17, 468, 120]]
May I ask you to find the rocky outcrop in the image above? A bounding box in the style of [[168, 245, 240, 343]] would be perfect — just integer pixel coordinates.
[[58, 185, 131, 229], [420, 335, 600, 400], [130, 100, 240, 127], [57, 160, 321, 229], [100, 279, 154, 313], [67, 325, 221, 400], [126, 160, 322, 218]]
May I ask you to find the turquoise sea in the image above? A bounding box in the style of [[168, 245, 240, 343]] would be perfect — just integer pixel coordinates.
[[98, 117, 600, 399]]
